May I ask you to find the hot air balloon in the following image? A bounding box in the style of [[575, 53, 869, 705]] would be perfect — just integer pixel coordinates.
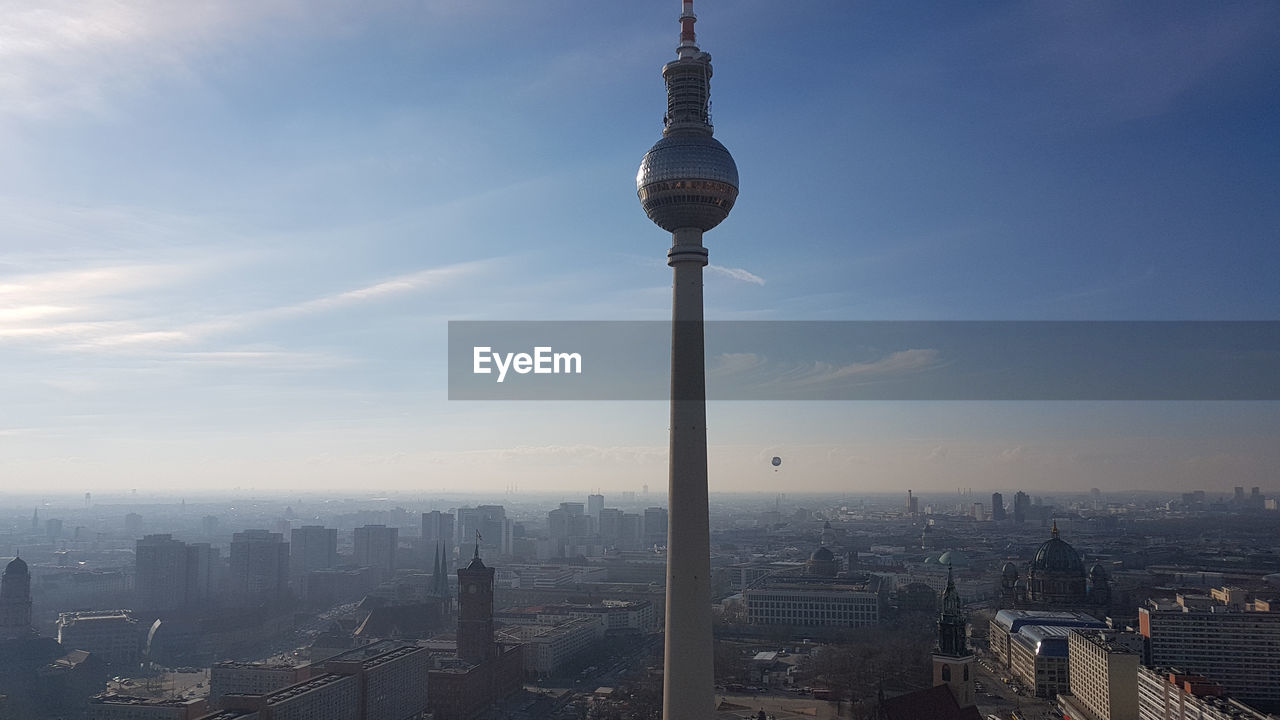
[[771, 456, 782, 470]]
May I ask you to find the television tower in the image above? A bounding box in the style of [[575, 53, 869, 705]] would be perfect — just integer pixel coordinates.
[[637, 2, 738, 719]]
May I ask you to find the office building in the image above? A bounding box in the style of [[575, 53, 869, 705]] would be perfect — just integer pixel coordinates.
[[744, 576, 882, 628], [229, 530, 290, 605], [990, 609, 1106, 671], [221, 673, 358, 720], [353, 525, 397, 573], [992, 492, 1006, 521], [1060, 629, 1142, 720], [1013, 491, 1030, 524], [89, 695, 208, 719], [421, 511, 455, 547], [643, 507, 668, 541], [1137, 666, 1278, 720], [56, 611, 141, 667], [1140, 595, 1280, 710], [210, 662, 308, 706], [289, 526, 337, 587], [135, 535, 218, 612]]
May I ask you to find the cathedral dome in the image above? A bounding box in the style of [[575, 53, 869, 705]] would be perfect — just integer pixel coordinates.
[[3, 557, 27, 575], [1001, 562, 1019, 580], [1031, 526, 1084, 576], [1089, 562, 1109, 580], [810, 546, 834, 563]]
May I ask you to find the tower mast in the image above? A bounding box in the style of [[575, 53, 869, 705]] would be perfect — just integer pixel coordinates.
[[637, 3, 739, 719]]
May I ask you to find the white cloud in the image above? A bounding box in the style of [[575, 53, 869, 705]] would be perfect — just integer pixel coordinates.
[[707, 265, 766, 286]]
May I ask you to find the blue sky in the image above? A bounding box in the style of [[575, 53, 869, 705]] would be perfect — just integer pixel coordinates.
[[2, 1, 1279, 496]]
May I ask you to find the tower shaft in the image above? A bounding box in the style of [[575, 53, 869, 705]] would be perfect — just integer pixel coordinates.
[[664, 228, 713, 720]]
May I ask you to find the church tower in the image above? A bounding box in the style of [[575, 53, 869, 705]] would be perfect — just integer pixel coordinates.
[[456, 536, 495, 664], [932, 566, 975, 708], [1, 556, 34, 639]]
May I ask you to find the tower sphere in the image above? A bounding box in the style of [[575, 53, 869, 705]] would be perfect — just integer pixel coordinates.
[[637, 133, 738, 233]]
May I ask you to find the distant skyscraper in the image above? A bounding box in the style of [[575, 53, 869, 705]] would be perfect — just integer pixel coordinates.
[[135, 534, 192, 611], [229, 529, 290, 605], [907, 489, 920, 516], [1013, 491, 1030, 524], [474, 505, 510, 555], [353, 525, 398, 573], [421, 511, 455, 547], [598, 508, 622, 541], [587, 494, 604, 523], [643, 507, 669, 540], [636, 1, 739, 716], [124, 512, 143, 536], [991, 492, 1006, 521], [290, 525, 337, 586]]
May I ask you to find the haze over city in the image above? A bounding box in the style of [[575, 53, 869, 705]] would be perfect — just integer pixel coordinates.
[[3, 1, 1279, 494]]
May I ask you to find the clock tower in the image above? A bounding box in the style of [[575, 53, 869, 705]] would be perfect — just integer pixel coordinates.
[[932, 565, 976, 708], [456, 535, 495, 664]]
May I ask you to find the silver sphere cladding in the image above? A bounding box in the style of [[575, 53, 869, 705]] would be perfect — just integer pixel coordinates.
[[637, 134, 739, 233]]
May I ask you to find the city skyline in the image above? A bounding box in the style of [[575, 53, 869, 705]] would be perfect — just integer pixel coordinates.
[[3, 2, 1280, 494]]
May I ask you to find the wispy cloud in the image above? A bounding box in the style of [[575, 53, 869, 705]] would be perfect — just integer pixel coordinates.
[[0, 255, 498, 357], [708, 348, 943, 393], [708, 265, 766, 286], [0, 1, 322, 121]]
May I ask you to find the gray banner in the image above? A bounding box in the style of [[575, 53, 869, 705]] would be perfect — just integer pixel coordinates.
[[447, 321, 1280, 401]]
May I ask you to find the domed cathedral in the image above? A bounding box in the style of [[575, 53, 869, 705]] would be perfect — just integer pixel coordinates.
[[806, 545, 838, 578], [999, 521, 1110, 610]]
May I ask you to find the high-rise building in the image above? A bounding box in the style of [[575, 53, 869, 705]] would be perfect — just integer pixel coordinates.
[[636, 3, 739, 715], [353, 525, 398, 573], [907, 489, 920, 516], [290, 525, 337, 587], [474, 505, 510, 556], [1139, 596, 1280, 709], [587, 494, 604, 522], [1061, 629, 1142, 720], [933, 567, 976, 709], [1137, 666, 1275, 720], [135, 535, 217, 611], [1013, 491, 1030, 524], [0, 557, 33, 639], [229, 530, 290, 605], [421, 511, 455, 547], [135, 534, 192, 612], [185, 543, 218, 609], [991, 492, 1006, 521], [643, 507, 669, 540], [598, 508, 622, 541]]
